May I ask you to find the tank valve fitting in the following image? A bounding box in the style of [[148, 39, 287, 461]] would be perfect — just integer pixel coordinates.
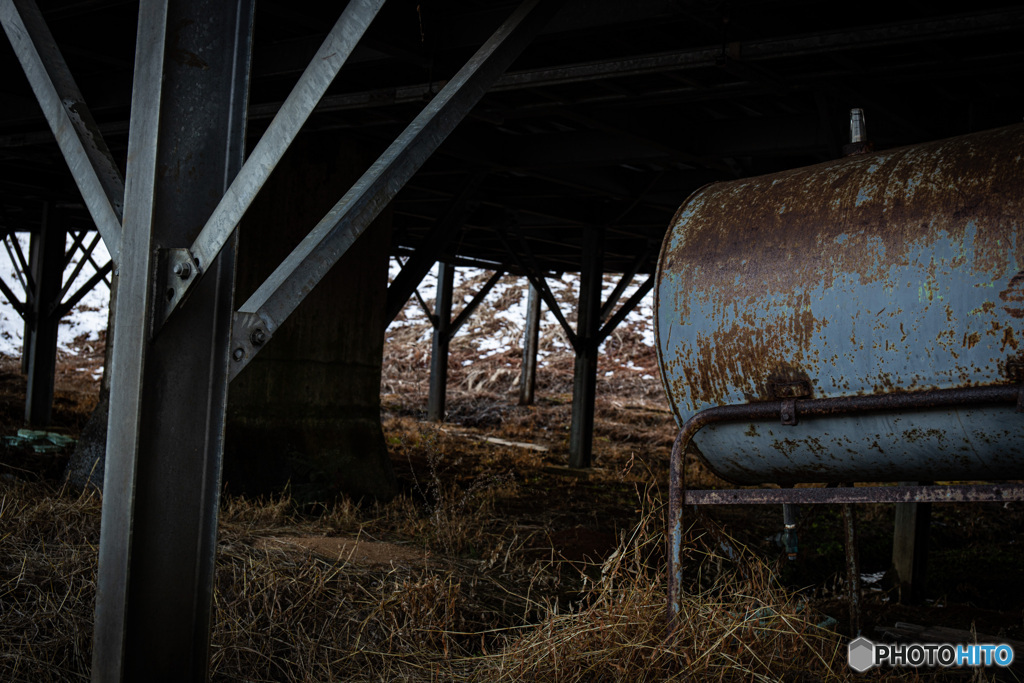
[[843, 108, 874, 156]]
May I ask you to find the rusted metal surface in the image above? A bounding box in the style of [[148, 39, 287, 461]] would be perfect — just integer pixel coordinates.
[[842, 499, 862, 636], [665, 385, 1024, 623], [684, 483, 1024, 505], [655, 123, 1024, 485]]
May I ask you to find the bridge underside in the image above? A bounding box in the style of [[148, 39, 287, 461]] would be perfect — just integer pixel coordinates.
[[1, 0, 1023, 680]]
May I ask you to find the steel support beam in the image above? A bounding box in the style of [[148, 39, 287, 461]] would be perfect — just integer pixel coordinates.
[[424, 265, 504, 421], [3, 7, 1023, 157], [598, 273, 652, 344], [568, 226, 603, 469], [227, 0, 564, 380], [892, 482, 931, 604], [0, 234, 28, 321], [385, 174, 482, 324], [0, 0, 124, 262], [55, 259, 112, 317], [239, 7, 1024, 117], [842, 497, 862, 637], [495, 227, 577, 348], [518, 281, 540, 406], [56, 229, 100, 304], [92, 1, 253, 680], [599, 250, 646, 323], [159, 0, 385, 325], [450, 269, 504, 336], [525, 271, 575, 348], [24, 202, 64, 426], [427, 261, 454, 422]]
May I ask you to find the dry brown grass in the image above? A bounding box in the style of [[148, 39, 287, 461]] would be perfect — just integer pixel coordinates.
[[2, 275, 979, 681], [0, 466, 862, 682], [0, 479, 98, 682]]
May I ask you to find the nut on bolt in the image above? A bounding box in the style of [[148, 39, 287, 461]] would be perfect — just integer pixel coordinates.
[[232, 347, 245, 362], [250, 329, 267, 346], [172, 262, 192, 279]]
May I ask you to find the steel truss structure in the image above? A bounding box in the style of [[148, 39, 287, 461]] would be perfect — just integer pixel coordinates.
[[4, 0, 568, 678], [2, 0, 1024, 680]]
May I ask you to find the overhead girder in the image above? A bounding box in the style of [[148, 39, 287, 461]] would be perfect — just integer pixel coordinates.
[[224, 0, 567, 379], [3, 6, 1022, 140], [0, 0, 124, 262]]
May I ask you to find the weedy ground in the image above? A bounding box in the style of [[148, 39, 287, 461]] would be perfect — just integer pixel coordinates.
[[0, 274, 1022, 681]]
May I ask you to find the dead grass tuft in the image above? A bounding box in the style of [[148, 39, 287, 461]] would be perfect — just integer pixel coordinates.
[[0, 479, 98, 682], [0, 474, 860, 682]]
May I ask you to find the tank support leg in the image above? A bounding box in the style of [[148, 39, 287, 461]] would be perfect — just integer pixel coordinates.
[[892, 481, 931, 604], [842, 498, 863, 637], [519, 282, 541, 406], [427, 261, 455, 422], [569, 226, 604, 468]]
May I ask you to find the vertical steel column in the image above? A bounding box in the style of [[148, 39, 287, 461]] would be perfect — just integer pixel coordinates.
[[569, 227, 604, 468], [20, 230, 32, 374], [24, 202, 65, 426], [892, 481, 930, 604], [427, 261, 454, 422], [92, 1, 253, 681], [518, 282, 540, 406]]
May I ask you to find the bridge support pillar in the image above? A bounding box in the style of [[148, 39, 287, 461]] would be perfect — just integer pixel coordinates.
[[24, 203, 65, 426], [569, 226, 603, 469], [518, 282, 540, 406], [225, 131, 396, 502], [892, 482, 931, 604], [427, 261, 454, 422]]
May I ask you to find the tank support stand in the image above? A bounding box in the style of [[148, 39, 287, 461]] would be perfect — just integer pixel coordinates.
[[667, 384, 1024, 629]]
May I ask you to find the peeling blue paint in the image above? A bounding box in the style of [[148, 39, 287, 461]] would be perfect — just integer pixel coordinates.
[[655, 124, 1024, 486]]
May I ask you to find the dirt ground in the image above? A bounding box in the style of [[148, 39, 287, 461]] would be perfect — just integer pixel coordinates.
[[1, 285, 1024, 679]]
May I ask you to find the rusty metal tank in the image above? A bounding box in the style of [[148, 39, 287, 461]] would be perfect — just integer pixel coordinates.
[[655, 123, 1024, 485]]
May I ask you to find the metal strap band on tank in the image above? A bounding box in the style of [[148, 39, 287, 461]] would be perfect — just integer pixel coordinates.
[[667, 383, 1023, 624]]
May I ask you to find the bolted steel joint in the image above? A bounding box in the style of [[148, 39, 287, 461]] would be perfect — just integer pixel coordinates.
[[249, 328, 267, 346], [172, 261, 192, 279], [780, 398, 798, 425]]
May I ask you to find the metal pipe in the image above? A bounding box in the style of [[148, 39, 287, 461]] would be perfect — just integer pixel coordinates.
[[684, 483, 1024, 506]]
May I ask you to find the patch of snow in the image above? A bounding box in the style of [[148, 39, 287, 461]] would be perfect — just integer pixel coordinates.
[[0, 232, 111, 357]]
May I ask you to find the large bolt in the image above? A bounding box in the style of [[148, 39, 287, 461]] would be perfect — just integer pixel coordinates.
[[232, 347, 245, 362], [173, 261, 192, 279], [250, 329, 267, 346]]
